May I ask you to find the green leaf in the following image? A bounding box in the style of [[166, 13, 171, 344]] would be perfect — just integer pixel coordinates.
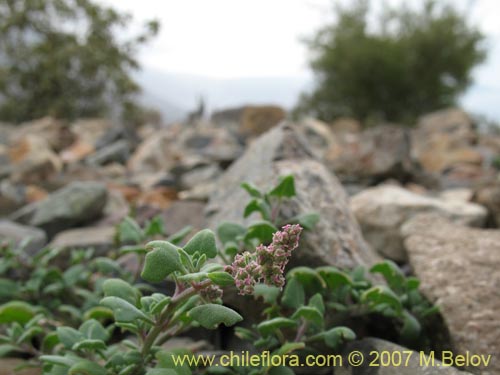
[[291, 306, 324, 326], [308, 293, 325, 314], [0, 301, 36, 324], [101, 297, 153, 324], [400, 310, 421, 342], [317, 266, 352, 289], [253, 284, 281, 304], [370, 260, 406, 292], [361, 286, 402, 314], [322, 327, 356, 349], [177, 272, 208, 282], [273, 342, 305, 355], [217, 222, 246, 245], [72, 339, 106, 351], [243, 199, 271, 220], [257, 318, 297, 336], [57, 327, 84, 349], [269, 175, 295, 198], [286, 267, 325, 292], [79, 319, 109, 341], [183, 229, 218, 259], [156, 349, 192, 375], [207, 272, 234, 286], [68, 360, 107, 375], [244, 221, 278, 244], [0, 344, 20, 357], [144, 216, 166, 237], [406, 277, 420, 291], [281, 278, 305, 309], [0, 279, 19, 299], [142, 241, 184, 283], [117, 217, 144, 244], [288, 212, 320, 230], [40, 355, 77, 368], [241, 182, 262, 198], [189, 304, 242, 329], [83, 307, 114, 321], [103, 279, 139, 306]]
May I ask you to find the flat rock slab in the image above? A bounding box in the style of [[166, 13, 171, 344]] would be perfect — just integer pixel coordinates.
[[49, 226, 115, 256], [350, 184, 486, 261], [402, 214, 500, 375]]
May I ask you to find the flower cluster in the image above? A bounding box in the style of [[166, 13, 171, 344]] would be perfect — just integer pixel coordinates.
[[225, 224, 303, 295]]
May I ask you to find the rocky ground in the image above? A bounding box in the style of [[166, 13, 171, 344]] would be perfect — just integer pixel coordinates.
[[0, 106, 499, 374]]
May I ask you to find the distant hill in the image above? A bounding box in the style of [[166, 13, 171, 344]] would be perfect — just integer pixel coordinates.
[[135, 69, 312, 123]]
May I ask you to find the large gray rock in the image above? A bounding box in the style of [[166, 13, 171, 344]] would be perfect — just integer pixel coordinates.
[[85, 140, 130, 166], [350, 185, 487, 261], [0, 220, 47, 255], [10, 181, 107, 237], [402, 214, 500, 375], [338, 338, 474, 375], [206, 123, 380, 269], [325, 124, 413, 185], [49, 226, 115, 255]]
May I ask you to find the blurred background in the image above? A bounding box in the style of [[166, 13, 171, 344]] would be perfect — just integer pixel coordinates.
[[1, 0, 498, 125]]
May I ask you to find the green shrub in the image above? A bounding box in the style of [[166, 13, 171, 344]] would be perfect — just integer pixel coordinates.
[[295, 0, 486, 124]]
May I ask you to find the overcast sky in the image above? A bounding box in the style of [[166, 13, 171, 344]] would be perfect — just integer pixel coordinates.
[[104, 0, 500, 120]]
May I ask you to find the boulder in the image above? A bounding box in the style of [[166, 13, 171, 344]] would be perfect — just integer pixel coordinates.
[[338, 338, 474, 375], [12, 117, 74, 152], [295, 118, 336, 159], [325, 125, 413, 185], [7, 135, 62, 184], [0, 220, 47, 255], [350, 185, 487, 261], [472, 182, 500, 227], [206, 123, 380, 269], [10, 181, 107, 237], [162, 200, 207, 235], [0, 181, 25, 215], [411, 108, 483, 177], [330, 117, 361, 134], [49, 226, 115, 255], [86, 139, 130, 166], [402, 214, 500, 375], [211, 105, 286, 138], [127, 129, 179, 174]]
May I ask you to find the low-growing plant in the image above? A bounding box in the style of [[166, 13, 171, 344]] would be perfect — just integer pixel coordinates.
[[0, 175, 439, 375]]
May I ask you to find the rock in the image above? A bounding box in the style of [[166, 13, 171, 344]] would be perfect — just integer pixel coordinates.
[[0, 220, 47, 255], [49, 226, 115, 255], [86, 140, 130, 166], [127, 129, 179, 174], [350, 185, 487, 261], [0, 358, 41, 375], [330, 117, 361, 134], [180, 164, 222, 190], [7, 135, 62, 184], [207, 123, 380, 269], [402, 214, 500, 375], [60, 141, 95, 164], [338, 338, 474, 375], [177, 126, 243, 165], [411, 108, 483, 177], [135, 187, 177, 210], [295, 118, 336, 159], [70, 118, 114, 147], [12, 117, 75, 152], [439, 188, 474, 203], [0, 181, 25, 215], [211, 105, 286, 138], [472, 183, 500, 227], [162, 200, 207, 235], [325, 125, 413, 185], [10, 181, 108, 237]]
